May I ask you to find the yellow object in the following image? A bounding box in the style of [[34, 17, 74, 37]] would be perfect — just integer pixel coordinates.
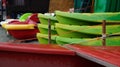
[[2, 23, 35, 30], [1, 23, 7, 28]]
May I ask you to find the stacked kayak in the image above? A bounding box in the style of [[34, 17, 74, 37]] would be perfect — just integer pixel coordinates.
[[56, 36, 120, 46], [55, 11, 120, 25], [37, 33, 57, 44], [55, 23, 120, 38], [38, 13, 58, 25], [38, 24, 57, 35], [79, 36, 120, 46], [37, 13, 58, 44], [55, 11, 120, 46], [56, 36, 89, 45]]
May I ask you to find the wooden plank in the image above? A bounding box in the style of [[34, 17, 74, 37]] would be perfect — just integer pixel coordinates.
[[49, 0, 74, 12]]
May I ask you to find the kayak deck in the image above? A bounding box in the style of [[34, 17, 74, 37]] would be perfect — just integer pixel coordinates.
[[66, 45, 120, 67], [0, 42, 119, 67]]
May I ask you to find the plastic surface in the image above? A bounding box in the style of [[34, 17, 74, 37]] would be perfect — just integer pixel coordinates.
[[2, 13, 39, 39], [55, 11, 120, 25], [8, 28, 39, 39], [79, 36, 120, 46], [37, 33, 57, 44], [3, 24, 35, 30], [56, 36, 120, 46], [38, 13, 58, 25], [38, 24, 57, 34], [55, 23, 120, 38], [0, 42, 103, 67], [19, 13, 32, 22], [0, 42, 75, 55], [67, 45, 120, 66], [56, 36, 90, 45], [27, 13, 39, 23]]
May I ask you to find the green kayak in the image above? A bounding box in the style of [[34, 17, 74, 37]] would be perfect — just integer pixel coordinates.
[[36, 33, 57, 44], [55, 11, 120, 25], [56, 36, 120, 46], [38, 24, 57, 35], [55, 23, 120, 38], [80, 36, 120, 46], [56, 36, 89, 45], [19, 13, 32, 22], [38, 14, 58, 25]]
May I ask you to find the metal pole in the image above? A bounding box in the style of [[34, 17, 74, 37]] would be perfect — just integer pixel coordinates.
[[48, 18, 51, 44], [102, 20, 106, 46]]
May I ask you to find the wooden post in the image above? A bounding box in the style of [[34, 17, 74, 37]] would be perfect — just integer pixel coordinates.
[[48, 18, 51, 44], [102, 20, 106, 46], [91, 0, 94, 13]]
